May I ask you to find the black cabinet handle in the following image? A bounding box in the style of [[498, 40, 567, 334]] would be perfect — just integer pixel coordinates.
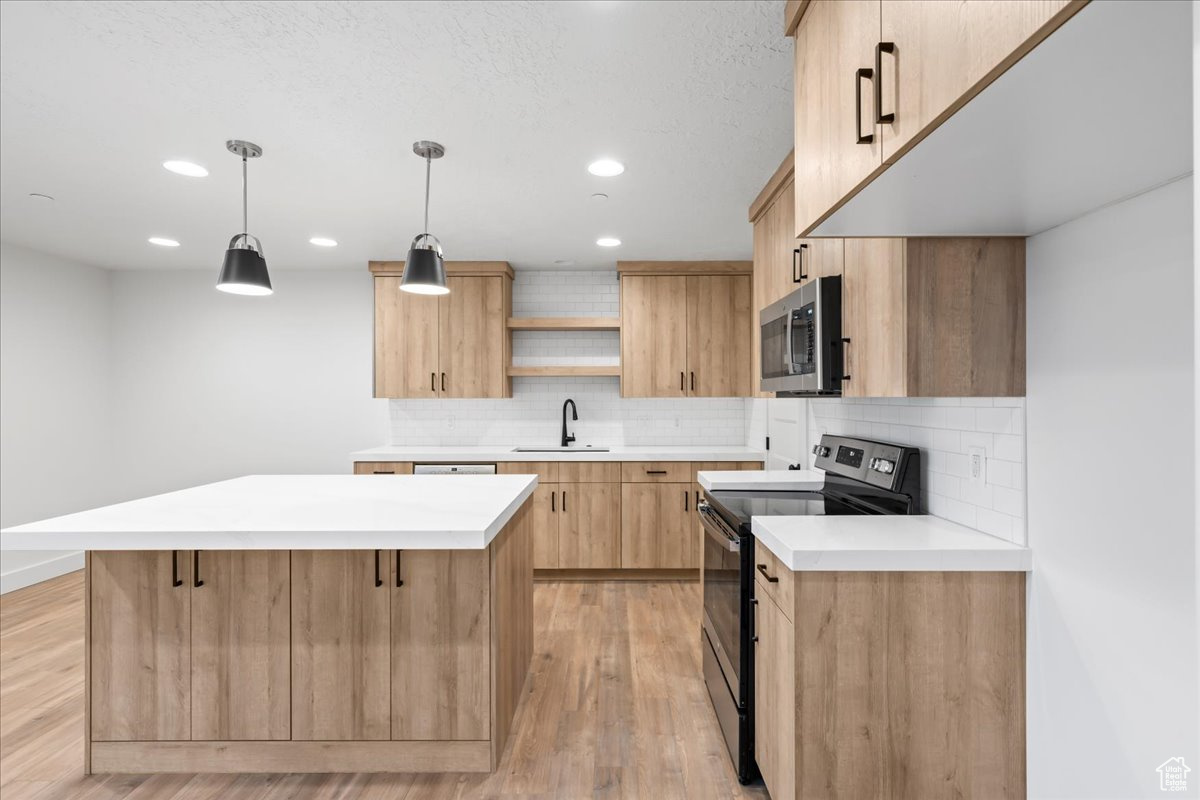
[[875, 42, 895, 124], [683, 491, 689, 512], [855, 67, 874, 144], [374, 549, 383, 587], [840, 337, 852, 382], [562, 490, 567, 512], [431, 372, 436, 392], [551, 491, 556, 512], [793, 244, 808, 283], [751, 597, 759, 643], [680, 371, 685, 392], [373, 470, 395, 474], [193, 551, 204, 587], [171, 550, 183, 587], [441, 372, 446, 392], [646, 469, 667, 475], [756, 563, 780, 583], [690, 371, 695, 392], [695, 490, 700, 508], [395, 550, 404, 587]]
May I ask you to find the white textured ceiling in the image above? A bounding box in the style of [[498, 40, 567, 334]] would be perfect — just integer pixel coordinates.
[[0, 0, 793, 272]]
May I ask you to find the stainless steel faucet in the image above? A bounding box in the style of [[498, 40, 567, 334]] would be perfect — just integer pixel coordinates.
[[561, 399, 577, 448]]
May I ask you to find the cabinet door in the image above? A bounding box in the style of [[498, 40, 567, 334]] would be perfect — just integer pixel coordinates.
[[686, 275, 751, 398], [353, 462, 414, 475], [497, 463, 560, 569], [794, 0, 882, 236], [843, 238, 907, 398], [90, 551, 191, 741], [439, 276, 508, 398], [620, 483, 695, 569], [621, 275, 688, 397], [795, 237, 844, 281], [559, 483, 620, 568], [191, 550, 290, 741], [754, 593, 795, 800], [291, 550, 391, 740], [879, 0, 1075, 161], [374, 276, 441, 398], [391, 550, 490, 741]]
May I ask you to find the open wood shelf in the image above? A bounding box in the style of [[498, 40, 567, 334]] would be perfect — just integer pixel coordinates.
[[506, 317, 621, 331], [507, 365, 621, 378]]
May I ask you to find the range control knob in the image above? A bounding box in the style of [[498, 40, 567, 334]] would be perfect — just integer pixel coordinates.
[[873, 458, 895, 474], [813, 445, 831, 458]]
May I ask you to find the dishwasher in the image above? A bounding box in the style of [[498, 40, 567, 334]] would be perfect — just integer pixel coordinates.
[[412, 464, 497, 475]]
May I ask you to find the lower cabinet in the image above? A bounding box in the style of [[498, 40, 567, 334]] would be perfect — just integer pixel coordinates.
[[753, 579, 795, 800], [559, 483, 621, 568], [620, 483, 694, 569]]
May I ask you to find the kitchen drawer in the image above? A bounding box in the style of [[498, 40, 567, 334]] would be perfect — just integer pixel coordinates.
[[497, 461, 560, 482], [753, 540, 794, 622], [353, 462, 414, 475], [558, 462, 620, 484], [692, 461, 764, 473], [621, 461, 691, 483]]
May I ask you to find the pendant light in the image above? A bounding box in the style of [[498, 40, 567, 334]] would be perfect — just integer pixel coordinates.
[[401, 140, 449, 295], [217, 140, 272, 296]]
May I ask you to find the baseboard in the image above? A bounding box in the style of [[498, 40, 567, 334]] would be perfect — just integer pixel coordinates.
[[535, 568, 698, 582], [0, 551, 84, 594]]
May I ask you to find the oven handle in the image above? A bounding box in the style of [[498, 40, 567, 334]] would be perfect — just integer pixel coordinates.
[[697, 500, 740, 552]]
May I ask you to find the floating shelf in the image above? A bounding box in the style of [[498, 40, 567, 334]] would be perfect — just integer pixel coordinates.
[[507, 317, 621, 331], [507, 365, 621, 378]]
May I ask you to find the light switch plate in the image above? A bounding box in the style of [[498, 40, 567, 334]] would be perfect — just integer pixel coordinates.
[[967, 445, 987, 488]]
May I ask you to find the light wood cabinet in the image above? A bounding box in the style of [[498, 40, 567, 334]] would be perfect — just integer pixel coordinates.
[[371, 262, 513, 399], [558, 483, 620, 569], [353, 461, 414, 475], [291, 550, 391, 741], [191, 550, 290, 741], [391, 549, 490, 741], [528, 483, 560, 569], [793, 0, 882, 237], [620, 483, 695, 569], [90, 551, 192, 742], [619, 264, 754, 398], [792, 0, 1085, 234], [753, 587, 795, 800], [843, 237, 1025, 397]]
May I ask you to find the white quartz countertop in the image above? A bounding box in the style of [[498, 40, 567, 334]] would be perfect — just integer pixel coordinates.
[[351, 445, 766, 463], [698, 469, 825, 492], [0, 474, 537, 552], [752, 514, 1031, 572]]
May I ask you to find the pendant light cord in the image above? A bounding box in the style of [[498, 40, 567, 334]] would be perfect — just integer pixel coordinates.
[[242, 156, 248, 235], [423, 154, 431, 236]]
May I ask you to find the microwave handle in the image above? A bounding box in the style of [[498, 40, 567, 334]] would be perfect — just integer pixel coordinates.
[[784, 308, 794, 374]]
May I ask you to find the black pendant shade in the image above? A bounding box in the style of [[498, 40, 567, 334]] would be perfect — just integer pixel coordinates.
[[217, 234, 272, 296], [401, 234, 448, 295]]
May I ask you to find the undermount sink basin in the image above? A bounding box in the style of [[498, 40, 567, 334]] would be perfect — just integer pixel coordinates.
[[511, 446, 610, 453]]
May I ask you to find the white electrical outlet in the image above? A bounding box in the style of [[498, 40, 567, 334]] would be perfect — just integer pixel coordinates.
[[967, 445, 987, 487]]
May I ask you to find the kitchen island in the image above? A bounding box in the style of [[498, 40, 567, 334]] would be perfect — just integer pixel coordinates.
[[0, 474, 537, 775]]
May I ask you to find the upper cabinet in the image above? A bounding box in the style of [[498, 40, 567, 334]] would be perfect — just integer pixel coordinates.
[[792, 0, 1085, 235], [618, 262, 752, 398], [371, 262, 513, 399]]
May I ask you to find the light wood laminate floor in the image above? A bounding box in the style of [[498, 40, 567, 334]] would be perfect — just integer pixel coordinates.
[[1, 571, 768, 799]]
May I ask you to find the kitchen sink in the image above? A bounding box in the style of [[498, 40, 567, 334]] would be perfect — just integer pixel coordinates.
[[511, 446, 610, 452]]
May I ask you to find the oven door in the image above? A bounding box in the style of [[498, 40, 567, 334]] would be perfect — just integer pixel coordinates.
[[699, 500, 745, 704]]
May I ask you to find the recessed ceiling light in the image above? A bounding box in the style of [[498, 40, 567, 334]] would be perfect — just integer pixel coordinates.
[[591, 193, 609, 201], [309, 237, 338, 247], [163, 160, 209, 178], [28, 192, 54, 201], [596, 237, 621, 247], [148, 236, 180, 247], [587, 159, 624, 177]]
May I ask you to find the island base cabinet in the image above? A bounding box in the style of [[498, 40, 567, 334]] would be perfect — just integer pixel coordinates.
[[755, 570, 1026, 800]]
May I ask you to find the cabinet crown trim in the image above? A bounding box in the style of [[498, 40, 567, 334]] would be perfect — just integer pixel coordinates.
[[749, 150, 796, 223], [369, 261, 514, 279], [617, 261, 751, 276]]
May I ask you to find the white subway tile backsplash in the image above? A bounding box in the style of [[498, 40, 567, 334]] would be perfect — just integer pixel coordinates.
[[389, 270, 747, 448], [809, 396, 1027, 544]]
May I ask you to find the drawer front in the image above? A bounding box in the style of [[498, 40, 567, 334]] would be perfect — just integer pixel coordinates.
[[753, 540, 794, 622], [497, 461, 560, 482], [693, 460, 764, 473], [621, 461, 691, 483], [558, 462, 620, 483], [353, 462, 414, 475]]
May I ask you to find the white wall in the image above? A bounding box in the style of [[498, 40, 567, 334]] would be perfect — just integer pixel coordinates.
[[0, 243, 115, 591], [1026, 176, 1198, 799], [109, 269, 387, 500]]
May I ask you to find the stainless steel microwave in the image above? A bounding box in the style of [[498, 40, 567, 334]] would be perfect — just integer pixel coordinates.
[[759, 276, 844, 395]]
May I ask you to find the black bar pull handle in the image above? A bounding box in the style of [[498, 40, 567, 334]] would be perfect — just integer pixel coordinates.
[[695, 490, 700, 508], [373, 470, 395, 474], [441, 372, 446, 392], [751, 597, 760, 643], [757, 563, 780, 584], [551, 490, 556, 512], [562, 490, 567, 512], [690, 371, 695, 392], [171, 550, 183, 587], [683, 491, 689, 512], [374, 549, 383, 587], [396, 550, 404, 587], [680, 371, 685, 392], [793, 244, 808, 283], [875, 42, 895, 124], [840, 337, 852, 382], [431, 372, 435, 392], [855, 67, 874, 144], [193, 551, 204, 588], [646, 469, 668, 475]]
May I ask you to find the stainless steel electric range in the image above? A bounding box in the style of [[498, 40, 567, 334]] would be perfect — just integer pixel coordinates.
[[697, 434, 922, 784]]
